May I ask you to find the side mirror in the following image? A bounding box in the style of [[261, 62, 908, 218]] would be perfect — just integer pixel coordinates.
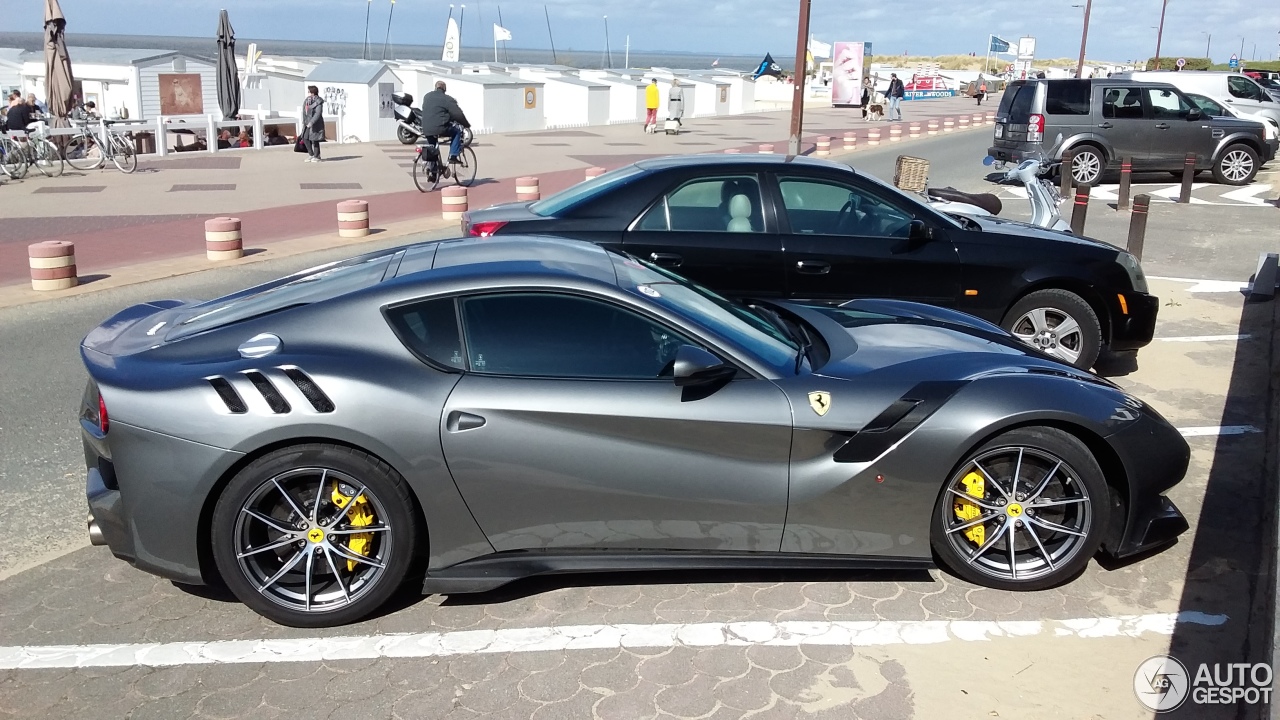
[[1187, 107, 1203, 121], [908, 219, 934, 243], [669, 345, 736, 387]]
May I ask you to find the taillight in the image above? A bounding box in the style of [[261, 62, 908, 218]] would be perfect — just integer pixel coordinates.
[[1028, 114, 1045, 143], [469, 221, 508, 237], [98, 394, 109, 433]]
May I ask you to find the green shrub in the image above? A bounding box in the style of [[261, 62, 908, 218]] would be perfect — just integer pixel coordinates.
[[1144, 57, 1213, 71]]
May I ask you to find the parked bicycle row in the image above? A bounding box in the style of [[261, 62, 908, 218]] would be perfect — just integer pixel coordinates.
[[1, 119, 138, 181]]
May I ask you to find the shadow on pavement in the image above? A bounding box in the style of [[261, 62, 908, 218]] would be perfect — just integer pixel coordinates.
[[1164, 295, 1278, 719]]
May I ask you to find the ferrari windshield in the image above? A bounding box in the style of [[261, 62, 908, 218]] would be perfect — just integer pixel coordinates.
[[611, 254, 799, 370]]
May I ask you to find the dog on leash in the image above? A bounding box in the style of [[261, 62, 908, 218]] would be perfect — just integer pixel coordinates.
[[867, 103, 884, 121]]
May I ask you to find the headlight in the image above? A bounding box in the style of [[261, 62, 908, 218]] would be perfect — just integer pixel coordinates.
[[1117, 251, 1148, 294]]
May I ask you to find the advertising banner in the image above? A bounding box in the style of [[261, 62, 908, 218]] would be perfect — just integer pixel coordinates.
[[832, 42, 868, 107]]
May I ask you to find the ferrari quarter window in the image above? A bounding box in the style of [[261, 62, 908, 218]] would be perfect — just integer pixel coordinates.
[[660, 176, 765, 233], [779, 178, 913, 238], [385, 298, 464, 369], [459, 293, 689, 379]]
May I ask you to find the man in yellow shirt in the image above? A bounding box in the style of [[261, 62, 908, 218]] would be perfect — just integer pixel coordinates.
[[644, 79, 660, 132]]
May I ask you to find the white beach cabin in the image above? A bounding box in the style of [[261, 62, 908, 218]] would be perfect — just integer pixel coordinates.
[[305, 60, 403, 143]]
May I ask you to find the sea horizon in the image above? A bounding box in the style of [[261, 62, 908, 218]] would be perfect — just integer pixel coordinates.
[[0, 32, 767, 72]]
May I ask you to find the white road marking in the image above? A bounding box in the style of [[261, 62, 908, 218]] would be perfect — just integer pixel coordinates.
[[1177, 425, 1261, 437], [1220, 184, 1273, 206], [1157, 334, 1251, 343], [1147, 276, 1249, 293], [1149, 183, 1213, 204], [0, 612, 1228, 670]]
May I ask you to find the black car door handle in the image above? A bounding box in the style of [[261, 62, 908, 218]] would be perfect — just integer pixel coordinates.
[[1155, 122, 1170, 129], [1097, 122, 1114, 129], [795, 260, 831, 274], [446, 411, 486, 432], [650, 252, 683, 267]]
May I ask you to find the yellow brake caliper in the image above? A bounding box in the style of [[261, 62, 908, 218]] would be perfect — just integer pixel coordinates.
[[331, 485, 375, 571], [953, 471, 986, 547]]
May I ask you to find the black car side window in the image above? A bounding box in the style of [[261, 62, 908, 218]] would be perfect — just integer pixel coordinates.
[[634, 176, 764, 233], [385, 298, 465, 369], [778, 177, 912, 238], [459, 293, 690, 379]]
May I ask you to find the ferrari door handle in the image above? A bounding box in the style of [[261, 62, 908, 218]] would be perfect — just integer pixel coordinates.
[[1155, 123, 1170, 129], [795, 260, 831, 274], [1097, 122, 1114, 129], [650, 252, 683, 267], [446, 411, 486, 432]]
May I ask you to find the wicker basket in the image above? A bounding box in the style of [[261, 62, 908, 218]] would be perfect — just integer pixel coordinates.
[[893, 155, 930, 193]]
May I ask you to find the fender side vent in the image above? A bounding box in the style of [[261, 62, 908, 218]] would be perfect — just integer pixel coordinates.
[[282, 368, 335, 413], [244, 371, 291, 414], [207, 377, 248, 414]]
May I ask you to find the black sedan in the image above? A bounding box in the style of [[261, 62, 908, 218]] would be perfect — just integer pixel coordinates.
[[462, 155, 1157, 370]]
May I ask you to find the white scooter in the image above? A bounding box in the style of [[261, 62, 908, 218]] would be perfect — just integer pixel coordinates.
[[923, 135, 1072, 233]]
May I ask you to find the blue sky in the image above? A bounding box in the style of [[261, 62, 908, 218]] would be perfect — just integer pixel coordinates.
[[11, 0, 1280, 63]]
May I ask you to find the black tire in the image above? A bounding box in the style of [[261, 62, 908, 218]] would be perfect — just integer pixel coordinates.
[[1067, 145, 1104, 186], [1001, 289, 1102, 370], [396, 125, 418, 145], [110, 134, 137, 174], [1211, 144, 1259, 185], [931, 426, 1110, 591], [411, 152, 440, 193], [211, 443, 421, 627], [451, 147, 477, 187], [63, 134, 103, 171], [1168, 170, 1203, 179]]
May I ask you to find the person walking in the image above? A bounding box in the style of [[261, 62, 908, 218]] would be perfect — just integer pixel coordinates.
[[302, 85, 325, 162], [420, 81, 471, 163], [887, 73, 905, 121], [976, 76, 987, 106], [667, 79, 685, 128], [644, 78, 660, 133]]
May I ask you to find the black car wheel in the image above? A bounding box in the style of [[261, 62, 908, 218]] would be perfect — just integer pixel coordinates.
[[1068, 146, 1104, 186], [1212, 144, 1259, 185], [1001, 289, 1101, 369], [931, 427, 1109, 591], [211, 444, 421, 627]]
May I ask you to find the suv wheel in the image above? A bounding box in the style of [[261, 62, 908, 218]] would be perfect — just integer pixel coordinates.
[[1001, 289, 1102, 370], [1212, 144, 1258, 185], [1068, 147, 1104, 186]]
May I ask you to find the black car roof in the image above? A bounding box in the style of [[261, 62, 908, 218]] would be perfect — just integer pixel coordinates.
[[634, 153, 855, 173]]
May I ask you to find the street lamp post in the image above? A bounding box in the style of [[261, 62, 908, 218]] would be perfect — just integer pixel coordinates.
[[787, 0, 812, 156], [1202, 31, 1211, 60], [1153, 0, 1169, 69], [1075, 0, 1093, 78]]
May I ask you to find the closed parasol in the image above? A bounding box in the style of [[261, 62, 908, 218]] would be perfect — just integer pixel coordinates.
[[216, 9, 241, 121], [44, 0, 75, 125]]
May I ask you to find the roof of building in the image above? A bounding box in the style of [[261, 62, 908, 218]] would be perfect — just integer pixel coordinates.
[[305, 60, 391, 85], [0, 48, 24, 67], [20, 47, 210, 66]]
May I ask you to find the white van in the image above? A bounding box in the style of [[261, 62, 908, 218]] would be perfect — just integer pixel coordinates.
[[1112, 71, 1280, 127]]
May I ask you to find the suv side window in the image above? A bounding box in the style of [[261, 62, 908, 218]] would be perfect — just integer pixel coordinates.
[[634, 176, 764, 233], [459, 293, 690, 379], [1228, 76, 1264, 101], [1145, 87, 1194, 119], [385, 298, 465, 369], [1103, 87, 1145, 119], [1046, 80, 1091, 115]]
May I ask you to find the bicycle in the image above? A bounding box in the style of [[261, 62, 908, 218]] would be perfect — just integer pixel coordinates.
[[16, 121, 65, 178], [0, 133, 29, 179], [63, 118, 137, 174], [412, 127, 477, 192]]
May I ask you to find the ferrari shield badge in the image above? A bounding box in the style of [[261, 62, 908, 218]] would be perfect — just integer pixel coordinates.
[[808, 391, 831, 416]]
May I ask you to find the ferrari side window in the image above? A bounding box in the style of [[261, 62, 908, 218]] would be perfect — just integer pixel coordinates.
[[384, 298, 464, 370], [779, 178, 912, 238], [460, 293, 692, 379]]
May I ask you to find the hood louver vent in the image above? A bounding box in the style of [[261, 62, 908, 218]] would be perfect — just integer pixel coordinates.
[[282, 368, 335, 413], [244, 371, 291, 414], [208, 377, 248, 414]]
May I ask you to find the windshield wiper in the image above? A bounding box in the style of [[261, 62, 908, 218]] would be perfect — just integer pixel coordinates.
[[748, 302, 811, 373]]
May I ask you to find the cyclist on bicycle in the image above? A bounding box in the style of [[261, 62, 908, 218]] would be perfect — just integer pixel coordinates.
[[420, 81, 471, 163]]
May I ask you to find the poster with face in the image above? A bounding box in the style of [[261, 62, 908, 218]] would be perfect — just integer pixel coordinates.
[[832, 42, 866, 107]]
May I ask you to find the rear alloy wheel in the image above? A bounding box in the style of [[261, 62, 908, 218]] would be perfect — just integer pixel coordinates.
[[931, 427, 1109, 591], [211, 444, 420, 627], [1069, 147, 1104, 186], [1212, 144, 1258, 186], [1001, 289, 1101, 369]]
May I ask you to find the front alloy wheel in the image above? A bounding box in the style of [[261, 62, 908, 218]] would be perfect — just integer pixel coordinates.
[[932, 427, 1109, 590], [1001, 289, 1102, 369]]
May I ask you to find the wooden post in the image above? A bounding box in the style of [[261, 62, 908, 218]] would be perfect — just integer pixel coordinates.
[[1060, 150, 1075, 199], [1127, 194, 1150, 260], [1179, 152, 1196, 204], [1117, 157, 1132, 211], [1070, 183, 1092, 235]]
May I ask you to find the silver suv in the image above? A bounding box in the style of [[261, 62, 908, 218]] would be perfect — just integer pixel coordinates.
[[988, 79, 1276, 186]]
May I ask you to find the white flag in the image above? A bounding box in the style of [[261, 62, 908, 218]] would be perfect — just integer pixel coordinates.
[[494, 24, 512, 42], [442, 17, 461, 62], [808, 38, 832, 60]]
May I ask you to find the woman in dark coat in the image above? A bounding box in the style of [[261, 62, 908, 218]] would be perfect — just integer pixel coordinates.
[[302, 85, 325, 162]]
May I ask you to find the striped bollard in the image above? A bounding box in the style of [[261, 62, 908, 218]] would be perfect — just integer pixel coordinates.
[[958, 116, 971, 129], [337, 200, 370, 239], [985, 111, 995, 125], [585, 166, 606, 181], [868, 129, 881, 145], [943, 117, 955, 133], [843, 132, 857, 152], [972, 112, 984, 126], [28, 241, 77, 291], [758, 144, 774, 154], [889, 125, 902, 143], [927, 120, 939, 136], [516, 176, 540, 202], [442, 186, 468, 221], [724, 148, 741, 154], [909, 123, 921, 139], [815, 136, 831, 157], [204, 217, 244, 260]]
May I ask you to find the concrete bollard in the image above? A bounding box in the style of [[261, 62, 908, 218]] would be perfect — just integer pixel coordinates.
[[758, 144, 774, 154], [972, 113, 984, 126], [1070, 184, 1092, 236], [909, 123, 921, 139], [516, 176, 541, 202], [204, 217, 244, 260], [843, 132, 857, 152], [336, 200, 370, 239], [1127, 194, 1150, 260], [868, 129, 881, 145], [585, 166, 606, 180], [442, 186, 469, 220], [927, 120, 939, 136], [943, 117, 955, 133], [724, 148, 741, 154], [889, 125, 902, 143], [28, 240, 77, 291], [958, 116, 971, 129], [985, 111, 995, 125], [816, 136, 831, 157]]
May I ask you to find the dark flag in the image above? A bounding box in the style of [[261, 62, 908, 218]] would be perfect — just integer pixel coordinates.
[[751, 53, 784, 80]]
